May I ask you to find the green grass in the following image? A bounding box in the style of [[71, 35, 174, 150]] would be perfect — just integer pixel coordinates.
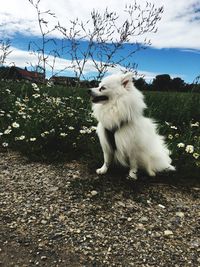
[[144, 91, 200, 123], [0, 80, 199, 178]]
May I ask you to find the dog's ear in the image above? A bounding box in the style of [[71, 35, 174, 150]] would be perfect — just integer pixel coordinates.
[[121, 72, 133, 88]]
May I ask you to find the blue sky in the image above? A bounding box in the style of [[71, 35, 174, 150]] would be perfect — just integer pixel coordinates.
[[1, 0, 200, 83]]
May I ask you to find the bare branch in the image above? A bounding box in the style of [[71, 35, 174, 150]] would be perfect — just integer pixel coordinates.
[[0, 39, 12, 66], [28, 0, 59, 80], [57, 1, 163, 83]]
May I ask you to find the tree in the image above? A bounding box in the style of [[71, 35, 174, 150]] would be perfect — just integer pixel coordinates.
[[134, 77, 148, 91], [171, 77, 185, 91], [152, 74, 171, 91]]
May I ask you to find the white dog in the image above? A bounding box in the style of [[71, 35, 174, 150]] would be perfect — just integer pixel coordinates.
[[89, 72, 175, 180]]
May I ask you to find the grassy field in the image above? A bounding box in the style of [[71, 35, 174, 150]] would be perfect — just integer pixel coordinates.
[[0, 80, 199, 178]]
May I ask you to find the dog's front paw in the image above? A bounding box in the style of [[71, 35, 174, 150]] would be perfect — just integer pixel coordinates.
[[148, 170, 156, 177], [127, 170, 138, 181], [96, 164, 108, 175]]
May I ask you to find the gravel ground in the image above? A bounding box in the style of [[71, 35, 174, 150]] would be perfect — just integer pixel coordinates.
[[0, 150, 200, 267]]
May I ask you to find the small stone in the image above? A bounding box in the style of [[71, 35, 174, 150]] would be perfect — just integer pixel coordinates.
[[192, 187, 200, 191], [127, 217, 132, 222], [190, 239, 200, 247], [41, 256, 47, 260], [41, 219, 47, 225], [158, 204, 165, 209], [117, 201, 126, 207], [175, 212, 184, 218], [137, 223, 145, 230], [155, 232, 161, 238], [164, 230, 173, 236], [90, 190, 98, 196], [49, 186, 59, 192], [139, 216, 148, 222]]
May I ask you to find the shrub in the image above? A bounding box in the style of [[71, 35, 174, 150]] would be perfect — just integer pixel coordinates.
[[0, 81, 97, 161], [0, 81, 199, 174]]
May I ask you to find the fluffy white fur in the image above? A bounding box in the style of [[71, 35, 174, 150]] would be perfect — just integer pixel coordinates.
[[90, 72, 175, 180]]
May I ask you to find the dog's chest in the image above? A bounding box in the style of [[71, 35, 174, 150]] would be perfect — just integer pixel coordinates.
[[93, 104, 121, 130]]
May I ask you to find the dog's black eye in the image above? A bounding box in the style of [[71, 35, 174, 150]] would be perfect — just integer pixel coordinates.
[[99, 86, 106, 91]]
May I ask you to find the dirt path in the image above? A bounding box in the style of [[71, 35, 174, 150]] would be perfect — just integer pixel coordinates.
[[0, 150, 199, 267]]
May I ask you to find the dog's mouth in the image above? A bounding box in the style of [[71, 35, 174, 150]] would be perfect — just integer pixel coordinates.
[[91, 95, 109, 103]]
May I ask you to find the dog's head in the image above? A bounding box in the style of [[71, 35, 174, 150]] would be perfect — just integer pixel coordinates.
[[88, 72, 134, 104]]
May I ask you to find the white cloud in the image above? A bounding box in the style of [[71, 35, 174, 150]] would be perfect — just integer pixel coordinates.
[[181, 49, 200, 55], [0, 0, 200, 50], [6, 46, 74, 75], [6, 46, 182, 82], [148, 0, 200, 49]]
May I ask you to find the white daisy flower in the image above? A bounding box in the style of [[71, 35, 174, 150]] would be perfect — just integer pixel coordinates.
[[68, 126, 75, 130], [32, 83, 40, 91], [30, 138, 36, 142], [60, 133, 68, 137], [177, 143, 185, 148], [185, 145, 194, 154], [191, 122, 199, 127], [32, 94, 40, 99], [168, 134, 173, 140], [170, 126, 177, 130], [2, 142, 8, 147], [19, 135, 25, 140], [4, 129, 12, 134], [12, 122, 20, 128], [193, 153, 199, 159]]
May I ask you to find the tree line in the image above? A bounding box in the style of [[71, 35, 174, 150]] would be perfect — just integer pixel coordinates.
[[134, 74, 200, 93], [0, 65, 199, 92]]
